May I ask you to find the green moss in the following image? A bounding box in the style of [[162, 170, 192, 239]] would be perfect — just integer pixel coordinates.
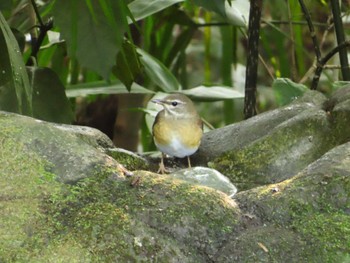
[[212, 111, 335, 190], [288, 176, 350, 261], [234, 167, 350, 262], [294, 212, 350, 251], [0, 127, 62, 261], [107, 148, 149, 170], [28, 171, 239, 261]]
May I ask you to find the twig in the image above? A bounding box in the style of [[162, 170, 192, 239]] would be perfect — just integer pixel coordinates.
[[239, 28, 274, 81], [195, 20, 329, 28], [298, 0, 321, 61], [287, 0, 297, 80], [30, 0, 44, 27], [311, 41, 350, 90], [299, 16, 333, 84], [330, 0, 350, 80], [26, 0, 54, 65], [263, 19, 328, 28]]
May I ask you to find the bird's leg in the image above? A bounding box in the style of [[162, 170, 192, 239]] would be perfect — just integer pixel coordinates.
[[157, 153, 168, 174], [187, 156, 192, 168]]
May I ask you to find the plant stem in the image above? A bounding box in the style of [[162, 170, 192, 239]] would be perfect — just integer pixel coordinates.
[[311, 41, 350, 90], [298, 0, 321, 62], [26, 0, 53, 65], [330, 0, 350, 80], [244, 0, 262, 119]]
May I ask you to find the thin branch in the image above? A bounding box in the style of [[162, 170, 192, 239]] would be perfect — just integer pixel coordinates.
[[330, 0, 350, 80], [239, 28, 274, 81], [287, 0, 297, 80], [30, 0, 44, 27], [311, 40, 350, 90], [298, 0, 322, 61], [263, 19, 329, 28], [26, 1, 53, 65], [299, 16, 333, 84], [195, 20, 329, 28]]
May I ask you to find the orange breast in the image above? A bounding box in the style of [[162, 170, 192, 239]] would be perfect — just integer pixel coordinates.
[[153, 118, 203, 150]]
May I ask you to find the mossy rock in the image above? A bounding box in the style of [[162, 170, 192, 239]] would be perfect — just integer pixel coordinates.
[[234, 142, 350, 262], [0, 111, 240, 262], [1, 88, 350, 262], [194, 89, 350, 191]]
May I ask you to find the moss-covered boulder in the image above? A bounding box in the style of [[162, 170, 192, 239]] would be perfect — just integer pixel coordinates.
[[194, 88, 350, 190], [0, 111, 240, 262], [1, 88, 350, 262], [231, 142, 350, 262]]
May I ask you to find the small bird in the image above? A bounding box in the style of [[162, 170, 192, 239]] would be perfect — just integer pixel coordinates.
[[152, 93, 203, 174]]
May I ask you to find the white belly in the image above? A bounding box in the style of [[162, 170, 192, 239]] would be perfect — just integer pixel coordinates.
[[155, 137, 198, 158]]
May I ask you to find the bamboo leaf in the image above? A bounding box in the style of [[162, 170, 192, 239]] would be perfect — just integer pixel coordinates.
[[66, 80, 153, 98], [182, 85, 244, 101], [129, 0, 184, 21], [0, 12, 32, 115], [193, 0, 227, 17], [138, 48, 181, 92], [225, 0, 250, 27]]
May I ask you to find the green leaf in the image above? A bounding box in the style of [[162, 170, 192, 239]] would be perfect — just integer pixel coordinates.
[[129, 0, 184, 21], [113, 41, 143, 91], [182, 85, 244, 101], [193, 0, 227, 17], [66, 80, 154, 98], [28, 67, 74, 124], [137, 48, 181, 92], [225, 0, 250, 27], [51, 0, 130, 79], [165, 27, 195, 67], [0, 11, 32, 115], [272, 78, 308, 106]]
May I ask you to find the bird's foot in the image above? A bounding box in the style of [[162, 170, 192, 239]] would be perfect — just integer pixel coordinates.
[[157, 161, 169, 174]]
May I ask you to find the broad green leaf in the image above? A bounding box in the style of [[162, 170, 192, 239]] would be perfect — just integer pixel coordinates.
[[193, 0, 228, 18], [128, 0, 184, 22], [28, 67, 74, 124], [51, 0, 130, 79], [66, 80, 154, 98], [137, 48, 181, 92], [182, 85, 244, 101], [0, 11, 32, 115], [273, 78, 308, 106], [113, 41, 143, 91]]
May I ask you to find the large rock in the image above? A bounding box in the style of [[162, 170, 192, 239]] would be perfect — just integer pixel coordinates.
[[193, 89, 350, 190], [0, 111, 240, 262], [1, 88, 350, 262], [228, 142, 350, 262]]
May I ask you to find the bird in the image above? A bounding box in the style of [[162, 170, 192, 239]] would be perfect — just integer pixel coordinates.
[[151, 93, 203, 174]]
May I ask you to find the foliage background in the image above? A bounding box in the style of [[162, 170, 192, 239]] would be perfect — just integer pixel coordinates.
[[0, 0, 349, 151]]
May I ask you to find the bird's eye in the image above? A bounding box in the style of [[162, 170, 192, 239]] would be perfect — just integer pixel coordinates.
[[171, 101, 178, 107]]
